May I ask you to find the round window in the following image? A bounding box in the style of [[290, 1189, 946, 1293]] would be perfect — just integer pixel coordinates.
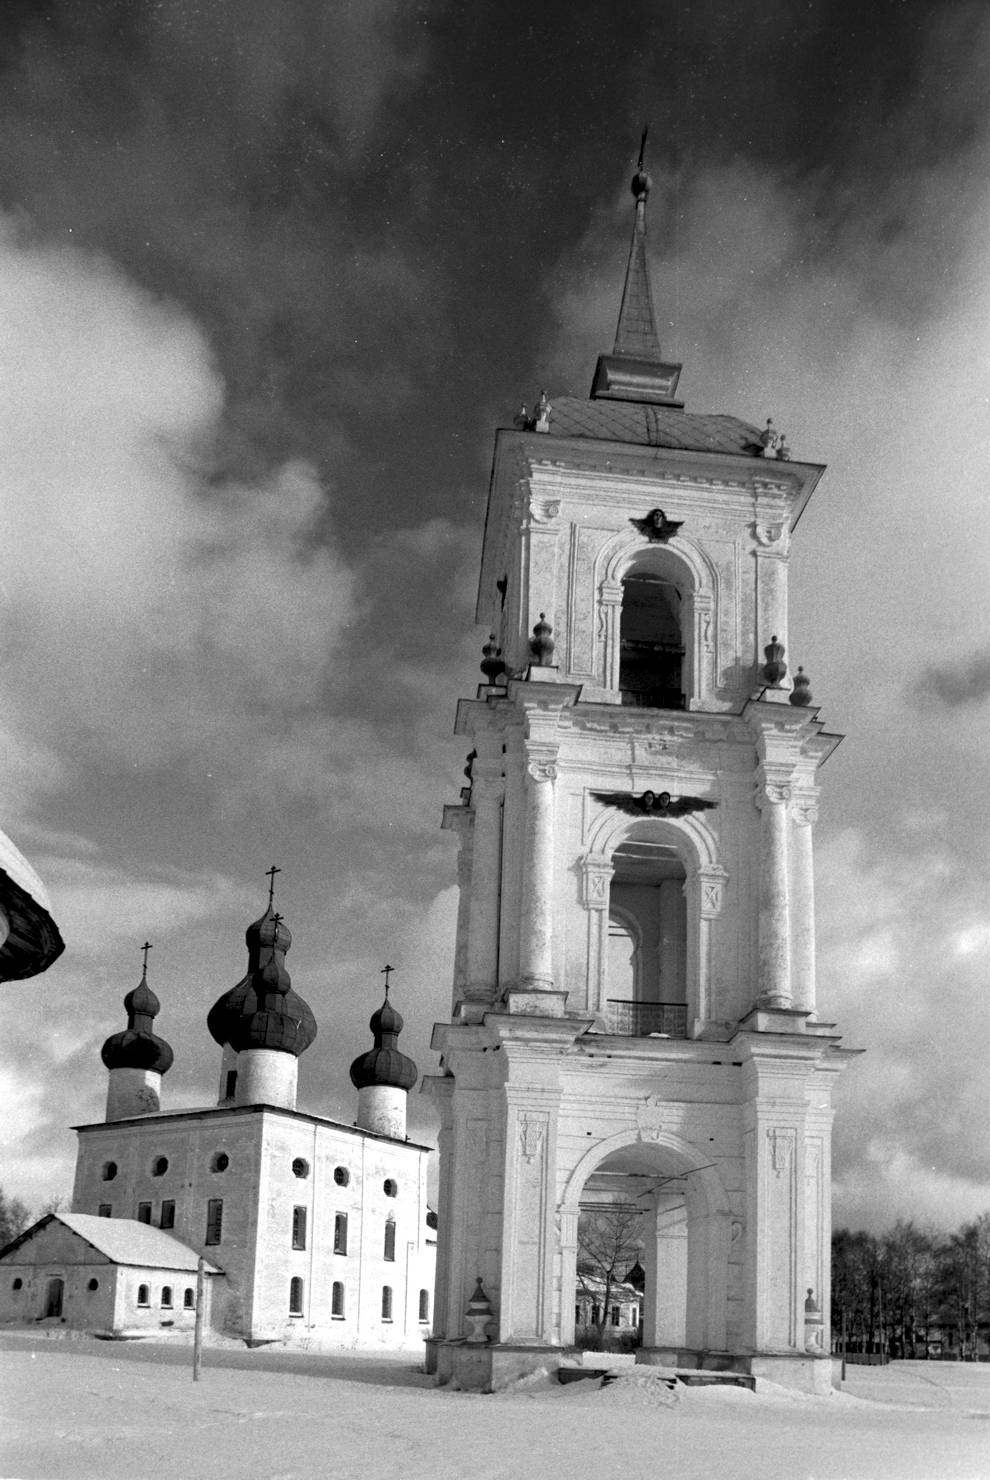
[[333, 1166, 350, 1187], [383, 1178, 397, 1198], [211, 1152, 230, 1173], [101, 1161, 118, 1182], [292, 1158, 310, 1179], [152, 1156, 168, 1177], [87, 1278, 100, 1292]]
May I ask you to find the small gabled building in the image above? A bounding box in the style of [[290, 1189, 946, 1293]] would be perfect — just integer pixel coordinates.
[[0, 1212, 221, 1335]]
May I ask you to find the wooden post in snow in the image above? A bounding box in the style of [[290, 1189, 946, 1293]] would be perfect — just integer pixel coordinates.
[[193, 1256, 206, 1381]]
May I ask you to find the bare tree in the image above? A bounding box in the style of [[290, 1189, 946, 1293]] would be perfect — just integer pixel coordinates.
[[0, 1188, 32, 1249], [577, 1204, 646, 1341]]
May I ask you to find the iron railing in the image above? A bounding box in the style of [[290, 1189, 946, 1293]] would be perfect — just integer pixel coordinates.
[[604, 1000, 688, 1037]]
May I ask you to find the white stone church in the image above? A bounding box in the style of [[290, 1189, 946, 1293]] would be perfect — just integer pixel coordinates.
[[0, 887, 436, 1348], [424, 149, 856, 1393]]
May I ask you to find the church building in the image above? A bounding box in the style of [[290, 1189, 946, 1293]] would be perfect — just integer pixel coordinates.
[[425, 146, 856, 1393], [1, 881, 436, 1349]]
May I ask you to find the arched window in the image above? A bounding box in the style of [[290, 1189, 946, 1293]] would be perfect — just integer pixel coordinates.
[[604, 835, 687, 1037], [332, 1281, 345, 1318], [289, 1277, 304, 1316], [11, 1278, 22, 1291], [161, 1286, 173, 1309], [183, 1288, 195, 1309], [334, 1213, 348, 1255], [292, 1206, 307, 1250], [383, 1219, 396, 1262], [619, 566, 685, 710], [418, 1289, 430, 1323], [381, 1286, 393, 1321], [137, 1284, 150, 1307]]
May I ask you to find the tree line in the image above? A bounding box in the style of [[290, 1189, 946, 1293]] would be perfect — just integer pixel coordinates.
[[832, 1214, 990, 1358]]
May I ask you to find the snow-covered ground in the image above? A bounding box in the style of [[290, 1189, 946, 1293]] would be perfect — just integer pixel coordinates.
[[2, 1333, 988, 1480]]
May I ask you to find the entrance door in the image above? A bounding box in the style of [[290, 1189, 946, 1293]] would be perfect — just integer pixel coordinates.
[[43, 1277, 64, 1318]]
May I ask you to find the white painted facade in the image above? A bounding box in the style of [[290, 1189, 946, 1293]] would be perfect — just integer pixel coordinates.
[[425, 380, 856, 1391], [69, 1102, 435, 1347]]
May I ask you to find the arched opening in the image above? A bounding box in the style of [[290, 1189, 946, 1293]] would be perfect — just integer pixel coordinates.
[[605, 831, 687, 1037], [43, 1277, 64, 1318], [560, 1133, 730, 1357], [619, 561, 685, 709]]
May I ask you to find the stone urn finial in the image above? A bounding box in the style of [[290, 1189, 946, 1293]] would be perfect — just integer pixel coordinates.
[[529, 613, 554, 665], [789, 666, 812, 706], [804, 1288, 824, 1352], [464, 1276, 494, 1344], [761, 635, 787, 687]]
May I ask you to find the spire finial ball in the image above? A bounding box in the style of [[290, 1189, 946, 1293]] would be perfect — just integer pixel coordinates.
[[631, 167, 652, 202]]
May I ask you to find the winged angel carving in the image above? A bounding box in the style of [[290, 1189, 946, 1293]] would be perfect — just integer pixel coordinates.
[[591, 789, 717, 818]]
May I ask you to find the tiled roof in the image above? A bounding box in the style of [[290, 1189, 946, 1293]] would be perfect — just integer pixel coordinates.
[[542, 397, 765, 456], [14, 1213, 222, 1272]]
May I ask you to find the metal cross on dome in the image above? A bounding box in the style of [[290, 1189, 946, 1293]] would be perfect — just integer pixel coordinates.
[[265, 864, 281, 906], [140, 941, 152, 972], [380, 963, 395, 996]]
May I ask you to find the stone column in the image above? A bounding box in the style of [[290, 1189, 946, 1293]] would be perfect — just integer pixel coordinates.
[[757, 780, 793, 1008], [518, 752, 557, 991], [464, 763, 504, 1007], [791, 804, 817, 1014], [581, 853, 613, 1015]]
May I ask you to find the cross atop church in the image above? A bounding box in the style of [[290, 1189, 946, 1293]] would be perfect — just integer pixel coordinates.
[[265, 864, 281, 907], [380, 963, 395, 996], [140, 941, 152, 973]]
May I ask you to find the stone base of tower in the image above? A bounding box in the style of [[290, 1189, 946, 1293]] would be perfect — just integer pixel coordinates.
[[637, 1347, 833, 1395], [429, 1338, 576, 1391]]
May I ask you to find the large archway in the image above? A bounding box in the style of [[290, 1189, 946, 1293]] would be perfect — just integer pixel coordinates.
[[559, 1131, 730, 1355]]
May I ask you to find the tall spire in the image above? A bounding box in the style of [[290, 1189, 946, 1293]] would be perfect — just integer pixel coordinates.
[[590, 134, 683, 407], [612, 128, 662, 360]]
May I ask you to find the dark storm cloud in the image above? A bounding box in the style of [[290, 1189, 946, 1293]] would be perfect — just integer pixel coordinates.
[[0, 0, 983, 533], [918, 650, 990, 707]]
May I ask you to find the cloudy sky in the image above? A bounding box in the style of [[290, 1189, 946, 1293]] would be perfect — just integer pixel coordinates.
[[0, 0, 987, 1236]]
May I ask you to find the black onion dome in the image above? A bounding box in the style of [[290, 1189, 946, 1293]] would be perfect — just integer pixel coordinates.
[[349, 992, 418, 1092], [101, 967, 174, 1075], [208, 900, 316, 1058]]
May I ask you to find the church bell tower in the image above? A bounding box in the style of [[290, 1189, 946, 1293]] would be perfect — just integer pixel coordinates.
[[425, 143, 856, 1393]]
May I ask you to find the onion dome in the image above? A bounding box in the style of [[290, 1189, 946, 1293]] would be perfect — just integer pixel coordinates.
[[349, 977, 418, 1093], [101, 948, 174, 1074], [207, 888, 316, 1058]]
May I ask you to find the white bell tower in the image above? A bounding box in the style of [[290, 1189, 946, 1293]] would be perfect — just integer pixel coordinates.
[[425, 143, 857, 1393]]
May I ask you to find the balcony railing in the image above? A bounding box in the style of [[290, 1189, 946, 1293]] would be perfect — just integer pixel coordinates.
[[603, 1000, 688, 1038]]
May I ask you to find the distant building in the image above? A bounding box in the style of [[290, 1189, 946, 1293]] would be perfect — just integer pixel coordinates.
[[0, 887, 435, 1348]]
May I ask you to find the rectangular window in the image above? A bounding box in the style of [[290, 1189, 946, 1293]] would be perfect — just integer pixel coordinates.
[[418, 1289, 430, 1323], [205, 1198, 223, 1245], [160, 1200, 176, 1230], [332, 1281, 345, 1319], [137, 1202, 152, 1225], [381, 1285, 393, 1321], [610, 1305, 620, 1326], [224, 1069, 237, 1100], [292, 1205, 307, 1250], [98, 1204, 112, 1218], [383, 1219, 396, 1262], [333, 1212, 348, 1256]]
